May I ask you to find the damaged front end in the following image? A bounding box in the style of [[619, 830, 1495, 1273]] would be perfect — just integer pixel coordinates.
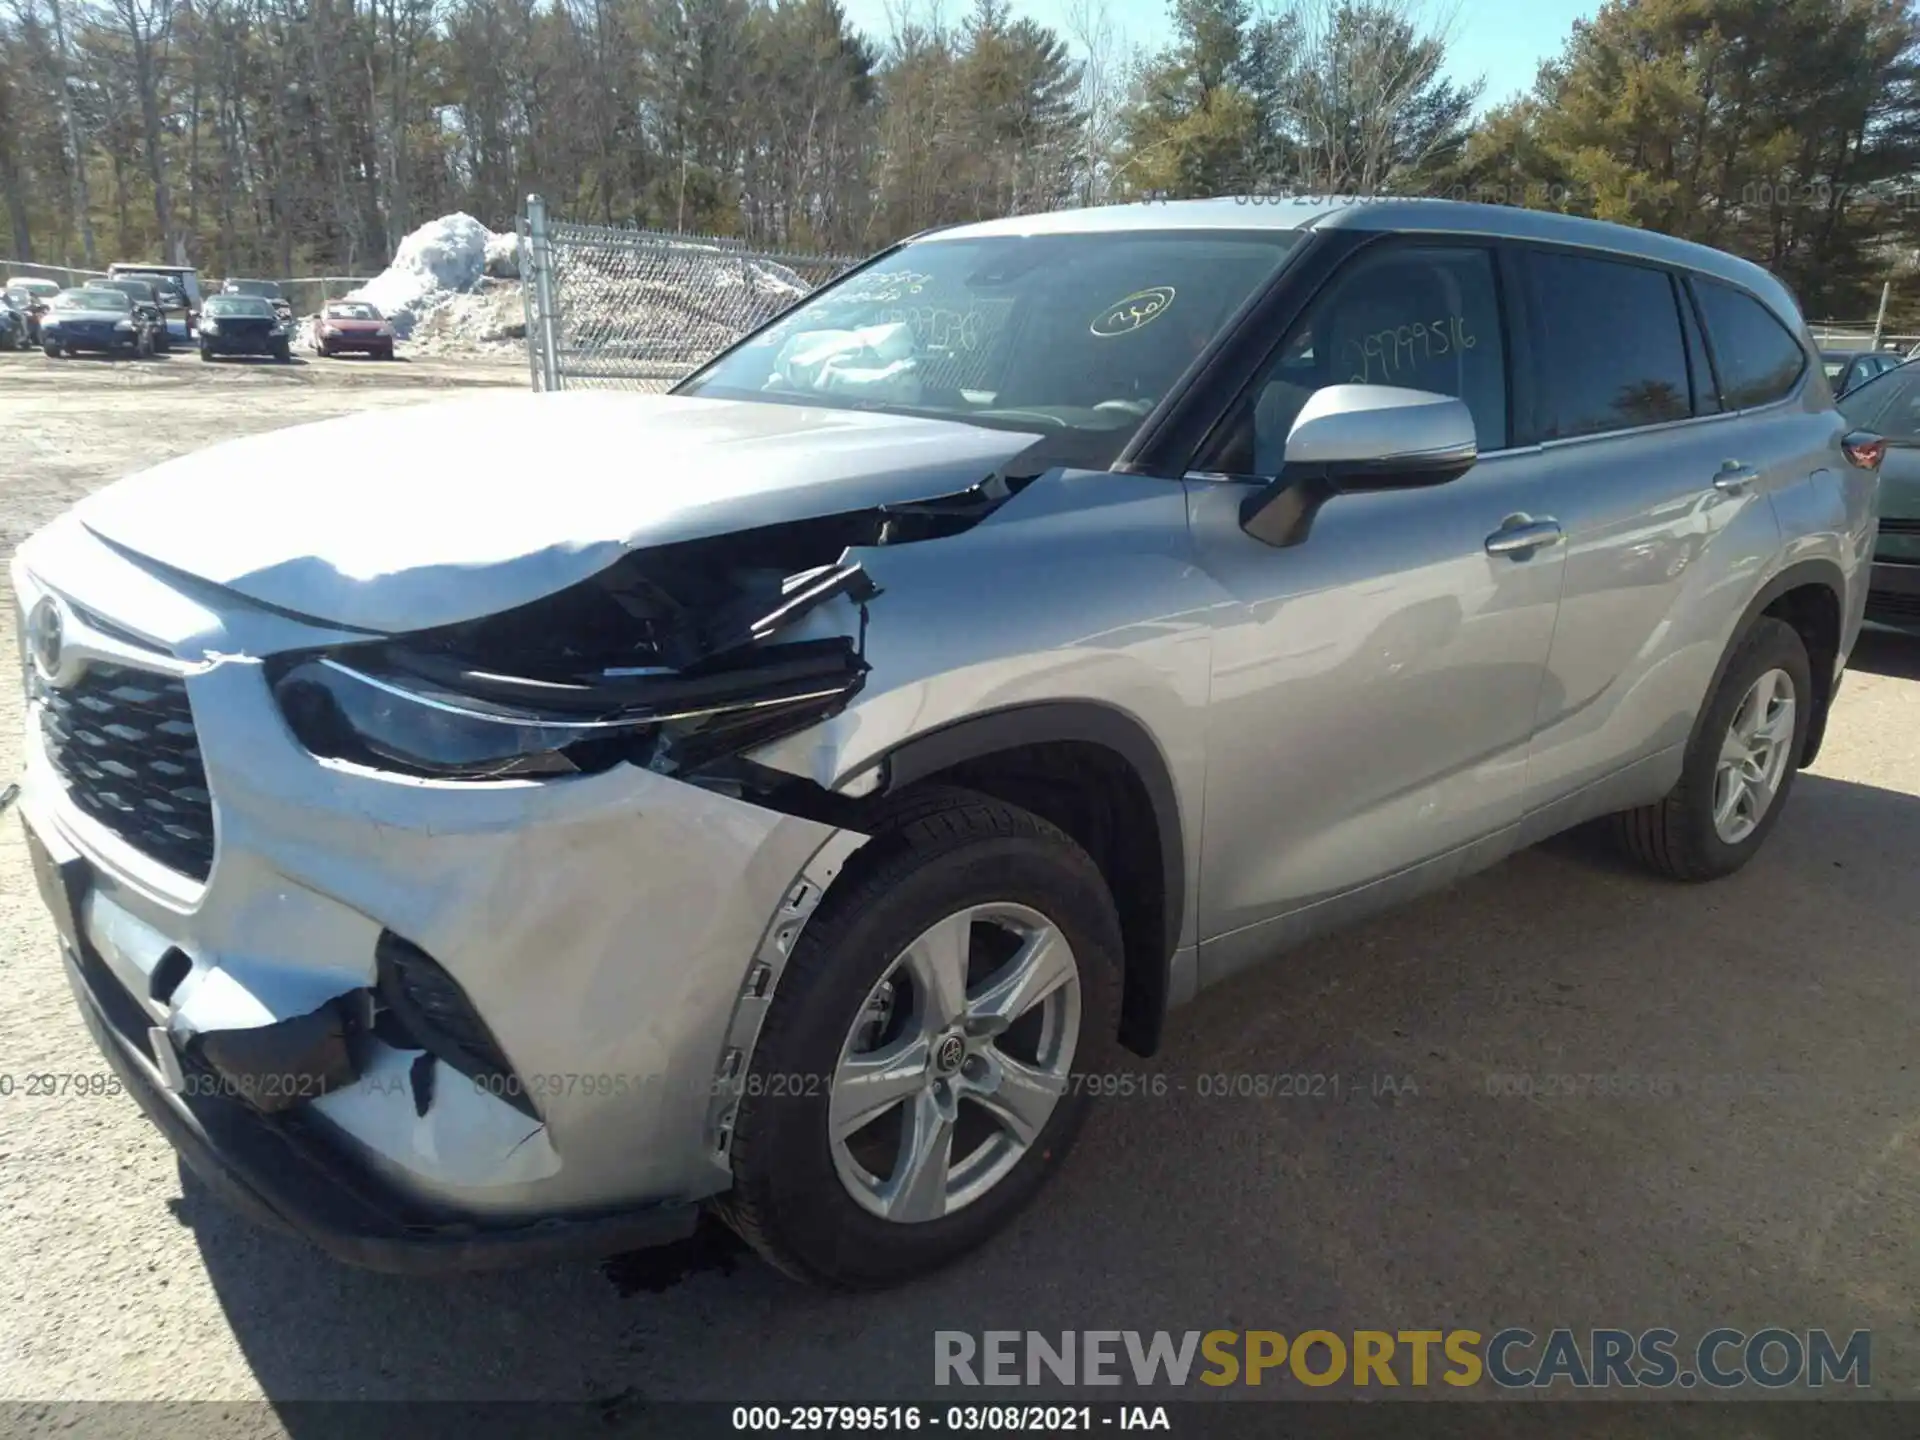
[[266, 480, 1021, 786]]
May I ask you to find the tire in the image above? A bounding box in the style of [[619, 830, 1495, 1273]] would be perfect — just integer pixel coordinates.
[[320, 343, 335, 358], [715, 787, 1123, 1289], [42, 341, 59, 358], [378, 346, 394, 361], [1609, 616, 1812, 881], [274, 342, 291, 363], [199, 345, 214, 362]]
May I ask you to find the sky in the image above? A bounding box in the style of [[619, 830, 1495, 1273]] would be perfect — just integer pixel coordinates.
[[833, 0, 1599, 112]]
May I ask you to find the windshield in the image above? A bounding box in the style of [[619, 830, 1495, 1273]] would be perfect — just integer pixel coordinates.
[[54, 289, 130, 311], [679, 229, 1301, 463], [204, 296, 275, 319], [326, 302, 381, 320], [225, 279, 282, 298], [101, 280, 154, 303]]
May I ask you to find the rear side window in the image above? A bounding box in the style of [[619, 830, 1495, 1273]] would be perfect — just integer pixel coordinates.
[[1525, 251, 1691, 439], [1692, 279, 1807, 408]]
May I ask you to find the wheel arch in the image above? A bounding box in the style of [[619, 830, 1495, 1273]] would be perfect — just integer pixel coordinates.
[[1704, 559, 1846, 769], [868, 701, 1187, 1057]]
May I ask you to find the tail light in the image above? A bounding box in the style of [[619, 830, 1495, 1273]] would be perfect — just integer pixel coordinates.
[[1842, 431, 1886, 470]]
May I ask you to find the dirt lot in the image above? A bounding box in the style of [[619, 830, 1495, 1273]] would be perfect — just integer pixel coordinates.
[[3, 350, 1920, 1410]]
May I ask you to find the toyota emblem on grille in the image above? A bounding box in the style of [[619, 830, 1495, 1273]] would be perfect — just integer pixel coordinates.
[[26, 596, 72, 686]]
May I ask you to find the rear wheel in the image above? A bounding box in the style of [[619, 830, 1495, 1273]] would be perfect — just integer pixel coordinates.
[[716, 789, 1122, 1289], [42, 340, 59, 358], [274, 341, 291, 363], [1610, 616, 1812, 880], [378, 345, 395, 361], [199, 344, 215, 362]]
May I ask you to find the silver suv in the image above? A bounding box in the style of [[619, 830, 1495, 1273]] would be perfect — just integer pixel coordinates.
[[13, 198, 1880, 1289]]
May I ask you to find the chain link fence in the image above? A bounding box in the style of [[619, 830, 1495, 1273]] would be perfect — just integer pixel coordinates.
[[517, 195, 861, 392]]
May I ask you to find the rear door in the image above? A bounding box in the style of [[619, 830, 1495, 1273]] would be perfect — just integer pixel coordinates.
[[1510, 249, 1791, 818]]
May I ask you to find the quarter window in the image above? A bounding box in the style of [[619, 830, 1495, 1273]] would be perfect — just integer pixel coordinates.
[[1692, 279, 1807, 409], [1526, 251, 1691, 440], [1208, 244, 1508, 475]]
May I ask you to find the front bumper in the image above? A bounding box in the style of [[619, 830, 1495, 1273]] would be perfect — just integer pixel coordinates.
[[320, 331, 393, 352], [13, 523, 863, 1267], [47, 327, 139, 353], [47, 827, 699, 1272], [202, 331, 284, 354], [1866, 558, 1920, 631]]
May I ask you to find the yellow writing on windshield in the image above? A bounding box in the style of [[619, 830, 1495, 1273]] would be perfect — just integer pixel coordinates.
[[1091, 286, 1176, 337]]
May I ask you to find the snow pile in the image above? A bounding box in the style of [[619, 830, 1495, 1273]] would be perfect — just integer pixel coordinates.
[[325, 211, 818, 359], [406, 279, 527, 354], [347, 212, 495, 339]]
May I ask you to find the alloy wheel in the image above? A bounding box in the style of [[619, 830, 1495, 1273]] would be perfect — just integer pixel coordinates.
[[829, 902, 1081, 1223], [1712, 667, 1796, 844]]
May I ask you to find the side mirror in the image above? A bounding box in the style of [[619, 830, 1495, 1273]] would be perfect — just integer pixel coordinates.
[[1241, 384, 1478, 548]]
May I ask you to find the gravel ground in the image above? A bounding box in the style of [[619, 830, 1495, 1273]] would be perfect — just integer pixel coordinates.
[[2, 350, 1919, 1410]]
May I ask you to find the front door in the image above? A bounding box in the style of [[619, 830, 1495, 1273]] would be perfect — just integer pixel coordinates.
[[1183, 240, 1565, 969]]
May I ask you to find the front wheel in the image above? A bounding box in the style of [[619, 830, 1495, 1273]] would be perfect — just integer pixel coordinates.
[[42, 340, 59, 358], [199, 345, 215, 362], [1609, 616, 1812, 880], [715, 789, 1122, 1289], [274, 342, 291, 363]]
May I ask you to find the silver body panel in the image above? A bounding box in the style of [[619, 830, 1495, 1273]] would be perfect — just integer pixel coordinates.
[[13, 197, 1871, 1240]]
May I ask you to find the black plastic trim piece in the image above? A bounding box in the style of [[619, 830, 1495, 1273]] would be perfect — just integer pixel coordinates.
[[870, 701, 1185, 1052], [1696, 559, 1848, 771]]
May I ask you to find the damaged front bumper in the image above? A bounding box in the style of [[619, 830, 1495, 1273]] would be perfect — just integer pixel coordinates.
[[13, 540, 869, 1272]]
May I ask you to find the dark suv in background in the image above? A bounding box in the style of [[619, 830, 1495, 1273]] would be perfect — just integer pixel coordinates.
[[93, 277, 174, 353], [1837, 361, 1920, 631]]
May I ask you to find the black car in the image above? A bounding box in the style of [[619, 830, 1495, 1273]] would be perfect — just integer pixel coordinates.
[[0, 297, 26, 351], [39, 286, 153, 358], [198, 294, 292, 361], [1821, 348, 1902, 398], [117, 270, 194, 335], [220, 278, 295, 326], [92, 277, 174, 352], [4, 281, 56, 345]]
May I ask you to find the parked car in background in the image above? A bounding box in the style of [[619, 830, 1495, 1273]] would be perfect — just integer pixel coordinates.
[[220, 278, 295, 326], [312, 299, 395, 359], [1821, 348, 1901, 398], [92, 277, 174, 353], [4, 277, 60, 345], [1836, 361, 1920, 632], [0, 296, 26, 351], [114, 271, 193, 341], [108, 262, 202, 331], [9, 198, 1878, 1289], [38, 286, 153, 358], [197, 294, 291, 361]]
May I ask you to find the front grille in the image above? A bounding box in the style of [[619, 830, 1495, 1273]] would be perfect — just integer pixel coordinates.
[[38, 663, 214, 880]]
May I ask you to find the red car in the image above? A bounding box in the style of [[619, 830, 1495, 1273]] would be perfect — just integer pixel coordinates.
[[313, 300, 396, 360]]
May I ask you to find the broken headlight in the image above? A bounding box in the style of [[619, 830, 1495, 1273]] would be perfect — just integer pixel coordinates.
[[269, 637, 868, 782]]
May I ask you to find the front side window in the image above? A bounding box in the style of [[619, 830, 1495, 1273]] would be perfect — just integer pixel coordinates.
[[1201, 243, 1507, 476], [1527, 251, 1691, 439], [1692, 278, 1807, 409], [680, 229, 1302, 467]]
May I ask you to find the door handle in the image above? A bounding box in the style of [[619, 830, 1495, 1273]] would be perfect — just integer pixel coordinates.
[[1713, 460, 1760, 493], [1485, 516, 1565, 557]]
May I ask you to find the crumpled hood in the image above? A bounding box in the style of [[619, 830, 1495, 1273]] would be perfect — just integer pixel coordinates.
[[75, 389, 1042, 633]]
